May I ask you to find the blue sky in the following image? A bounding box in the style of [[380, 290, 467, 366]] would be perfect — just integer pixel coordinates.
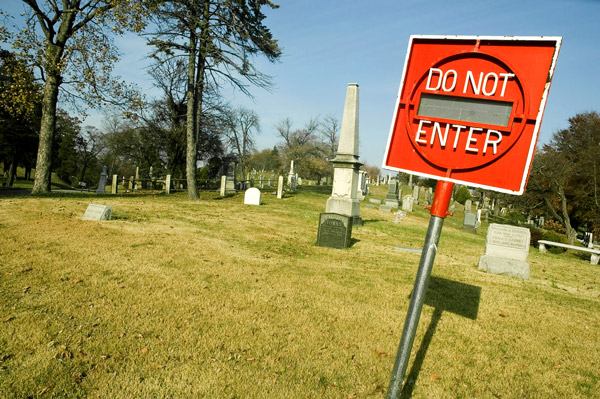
[[3, 0, 600, 171]]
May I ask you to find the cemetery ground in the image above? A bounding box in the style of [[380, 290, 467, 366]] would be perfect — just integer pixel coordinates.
[[0, 183, 599, 398]]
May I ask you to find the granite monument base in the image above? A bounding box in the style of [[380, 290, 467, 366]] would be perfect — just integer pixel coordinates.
[[478, 255, 530, 280]]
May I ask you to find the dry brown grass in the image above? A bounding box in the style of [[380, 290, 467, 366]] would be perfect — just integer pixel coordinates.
[[0, 185, 598, 398]]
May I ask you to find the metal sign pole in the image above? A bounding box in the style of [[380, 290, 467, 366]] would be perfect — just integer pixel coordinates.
[[386, 180, 454, 398]]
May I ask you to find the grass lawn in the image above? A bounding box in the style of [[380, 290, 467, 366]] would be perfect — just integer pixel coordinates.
[[0, 183, 598, 398]]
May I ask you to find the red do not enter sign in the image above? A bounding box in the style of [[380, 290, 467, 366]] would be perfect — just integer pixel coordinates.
[[382, 35, 561, 195]]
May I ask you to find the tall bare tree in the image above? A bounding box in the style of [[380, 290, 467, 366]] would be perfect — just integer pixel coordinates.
[[148, 0, 281, 199], [5, 0, 147, 193], [319, 113, 339, 159], [223, 106, 259, 178]]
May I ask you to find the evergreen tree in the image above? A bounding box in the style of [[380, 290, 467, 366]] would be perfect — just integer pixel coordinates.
[[148, 0, 281, 199]]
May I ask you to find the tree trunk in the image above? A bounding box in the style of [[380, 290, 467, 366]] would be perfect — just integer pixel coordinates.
[[559, 188, 577, 244], [32, 69, 61, 194], [7, 156, 17, 187], [79, 159, 89, 183], [185, 32, 199, 200]]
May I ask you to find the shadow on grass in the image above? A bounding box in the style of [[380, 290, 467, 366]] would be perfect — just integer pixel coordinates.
[[400, 277, 481, 398], [361, 219, 383, 225], [297, 185, 332, 195]]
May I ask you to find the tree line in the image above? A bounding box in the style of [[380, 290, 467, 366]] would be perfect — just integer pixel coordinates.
[[0, 0, 384, 194], [0, 0, 281, 199], [1, 1, 598, 239]]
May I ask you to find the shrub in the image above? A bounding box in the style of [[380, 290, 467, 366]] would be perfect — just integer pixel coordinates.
[[528, 227, 544, 247], [507, 211, 526, 225], [455, 186, 471, 205], [541, 230, 568, 253], [543, 219, 565, 234]]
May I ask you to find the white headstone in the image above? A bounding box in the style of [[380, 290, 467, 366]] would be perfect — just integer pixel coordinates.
[[325, 83, 362, 226], [82, 204, 112, 221], [483, 223, 530, 261], [165, 175, 171, 194], [111, 174, 118, 194], [277, 175, 284, 199], [402, 195, 413, 212], [478, 223, 531, 280], [412, 185, 419, 204], [244, 188, 261, 205], [220, 176, 227, 197]]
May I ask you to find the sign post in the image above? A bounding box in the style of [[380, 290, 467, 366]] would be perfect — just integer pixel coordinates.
[[382, 35, 561, 397], [386, 180, 453, 398]]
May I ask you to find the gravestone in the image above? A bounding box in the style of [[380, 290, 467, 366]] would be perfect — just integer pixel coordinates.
[[379, 204, 392, 212], [402, 195, 413, 212], [412, 185, 419, 204], [449, 201, 456, 214], [244, 187, 261, 205], [287, 160, 295, 185], [219, 176, 227, 197], [165, 175, 171, 194], [384, 200, 399, 209], [478, 223, 530, 280], [369, 199, 382, 205], [317, 213, 353, 249], [259, 175, 264, 189], [277, 175, 284, 199], [324, 83, 362, 226], [385, 180, 400, 207], [269, 177, 274, 187], [221, 154, 238, 192], [386, 180, 399, 200], [463, 212, 477, 233], [111, 174, 118, 194], [425, 187, 433, 205], [290, 175, 297, 192], [82, 204, 112, 220], [96, 166, 108, 193], [483, 196, 490, 209], [464, 199, 472, 212]]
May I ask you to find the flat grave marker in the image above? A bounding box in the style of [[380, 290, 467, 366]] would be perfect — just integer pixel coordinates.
[[82, 204, 112, 221]]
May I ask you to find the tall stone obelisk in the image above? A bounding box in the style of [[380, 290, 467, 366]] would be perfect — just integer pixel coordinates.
[[325, 83, 362, 226]]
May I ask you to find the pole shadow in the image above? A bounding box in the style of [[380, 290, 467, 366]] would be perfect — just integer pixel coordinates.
[[400, 276, 481, 398]]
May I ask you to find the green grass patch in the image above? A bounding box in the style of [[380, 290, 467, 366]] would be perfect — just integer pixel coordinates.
[[0, 185, 599, 398]]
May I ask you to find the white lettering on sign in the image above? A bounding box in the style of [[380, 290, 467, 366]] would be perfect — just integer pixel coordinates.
[[426, 68, 515, 97], [418, 68, 514, 157], [415, 120, 430, 144], [414, 120, 502, 155], [483, 130, 502, 155], [466, 127, 483, 153], [425, 68, 457, 92], [430, 122, 449, 147]]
